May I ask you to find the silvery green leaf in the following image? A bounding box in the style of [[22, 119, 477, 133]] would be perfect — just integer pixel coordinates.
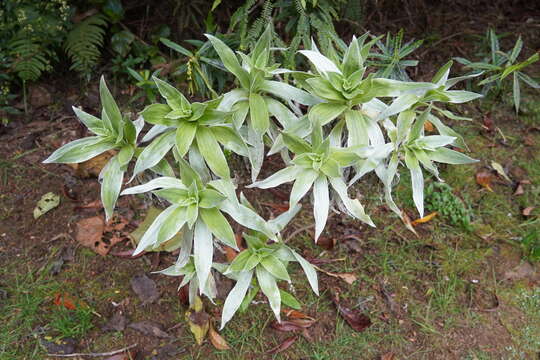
[[290, 169, 318, 206], [416, 135, 456, 150], [196, 127, 230, 178], [329, 119, 345, 147], [188, 274, 198, 304], [249, 166, 299, 189], [256, 266, 281, 322], [396, 110, 415, 144], [133, 116, 145, 140], [134, 205, 180, 255], [313, 175, 329, 242], [141, 103, 172, 125], [266, 97, 297, 128], [246, 128, 263, 182], [249, 93, 269, 135], [200, 208, 236, 249], [121, 177, 186, 195], [282, 132, 311, 154], [431, 60, 453, 86], [329, 177, 374, 226], [158, 264, 193, 277], [156, 206, 187, 246], [117, 145, 135, 168], [362, 98, 388, 119], [188, 147, 211, 184], [142, 124, 172, 143], [345, 110, 369, 147], [152, 76, 190, 110], [370, 78, 436, 97], [205, 34, 250, 89], [220, 199, 275, 240], [289, 249, 318, 295], [308, 103, 348, 126], [175, 121, 197, 157], [176, 226, 193, 269], [211, 126, 249, 157], [445, 71, 483, 89], [518, 72, 540, 89], [376, 93, 420, 121], [43, 136, 116, 164], [217, 89, 249, 111], [220, 271, 253, 329], [150, 157, 175, 177], [100, 76, 122, 134], [379, 153, 401, 216], [442, 90, 482, 104], [132, 130, 176, 179], [260, 80, 321, 106], [99, 156, 123, 221], [404, 150, 424, 217], [194, 219, 214, 291], [414, 149, 439, 179], [299, 50, 342, 74], [72, 106, 106, 136], [231, 100, 249, 129], [427, 114, 468, 150], [513, 72, 520, 113], [261, 255, 291, 282], [429, 147, 478, 164]]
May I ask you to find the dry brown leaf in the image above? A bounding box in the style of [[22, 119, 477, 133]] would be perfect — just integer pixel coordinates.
[[266, 336, 298, 354], [381, 353, 396, 360], [522, 207, 535, 216], [332, 293, 372, 332], [401, 210, 418, 236], [282, 309, 315, 321], [75, 216, 124, 255], [476, 170, 494, 192], [314, 266, 357, 284], [423, 120, 434, 132], [186, 296, 210, 345], [411, 211, 438, 226], [209, 322, 230, 350]]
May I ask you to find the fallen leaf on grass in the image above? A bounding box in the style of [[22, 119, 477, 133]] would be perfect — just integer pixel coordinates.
[[523, 207, 535, 216], [266, 336, 298, 354], [76, 216, 124, 256], [423, 120, 434, 132], [411, 211, 437, 226], [261, 202, 290, 214], [476, 170, 494, 192], [103, 312, 128, 332], [314, 266, 357, 284], [401, 210, 418, 236], [128, 321, 171, 338], [503, 262, 538, 282], [186, 296, 210, 345], [53, 293, 77, 310], [33, 192, 60, 219], [381, 353, 396, 360], [208, 322, 230, 350], [70, 151, 115, 178], [491, 161, 512, 183], [282, 309, 315, 320], [271, 319, 316, 332], [333, 293, 372, 332], [130, 274, 159, 305], [513, 180, 531, 196]]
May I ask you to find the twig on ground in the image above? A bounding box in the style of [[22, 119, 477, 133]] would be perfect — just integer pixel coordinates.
[[47, 343, 137, 358]]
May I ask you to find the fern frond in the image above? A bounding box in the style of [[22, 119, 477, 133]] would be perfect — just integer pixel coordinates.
[[9, 38, 51, 82], [64, 14, 108, 76]]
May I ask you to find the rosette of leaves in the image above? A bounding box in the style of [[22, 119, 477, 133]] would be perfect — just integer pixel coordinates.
[[220, 211, 318, 329], [121, 159, 275, 292], [250, 127, 373, 241], [454, 28, 539, 113], [134, 76, 249, 179], [44, 76, 142, 220], [206, 25, 320, 180]]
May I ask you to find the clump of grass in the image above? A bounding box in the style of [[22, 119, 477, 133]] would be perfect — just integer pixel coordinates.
[[49, 306, 94, 340], [425, 182, 473, 231]]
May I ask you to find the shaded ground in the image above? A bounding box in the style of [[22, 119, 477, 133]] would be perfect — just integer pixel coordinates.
[[1, 2, 540, 359]]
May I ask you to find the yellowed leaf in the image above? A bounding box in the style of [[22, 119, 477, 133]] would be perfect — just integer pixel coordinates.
[[412, 211, 438, 226], [314, 266, 357, 284], [185, 296, 210, 345], [208, 322, 230, 350]]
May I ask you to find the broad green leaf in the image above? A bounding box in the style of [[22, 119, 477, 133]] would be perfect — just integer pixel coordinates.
[[205, 34, 250, 89], [282, 133, 312, 154], [260, 80, 321, 106], [256, 266, 281, 322], [198, 189, 226, 208], [429, 147, 477, 164], [249, 166, 299, 189], [133, 204, 180, 255], [175, 121, 198, 157], [313, 175, 329, 242], [72, 106, 106, 136], [153, 76, 190, 110], [211, 126, 249, 157], [289, 169, 318, 206], [227, 250, 252, 273], [279, 290, 301, 310], [100, 76, 122, 134], [100, 155, 124, 221], [345, 110, 369, 147], [329, 177, 374, 226], [248, 93, 269, 135], [196, 127, 230, 178], [178, 158, 203, 189], [199, 208, 236, 249], [194, 219, 214, 291], [308, 103, 348, 126], [132, 130, 176, 178], [156, 206, 187, 245], [153, 188, 190, 204], [43, 137, 116, 164], [404, 150, 424, 217], [299, 50, 342, 74], [141, 104, 173, 125], [416, 135, 455, 150], [261, 255, 290, 282], [117, 145, 134, 168], [220, 271, 253, 329]]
